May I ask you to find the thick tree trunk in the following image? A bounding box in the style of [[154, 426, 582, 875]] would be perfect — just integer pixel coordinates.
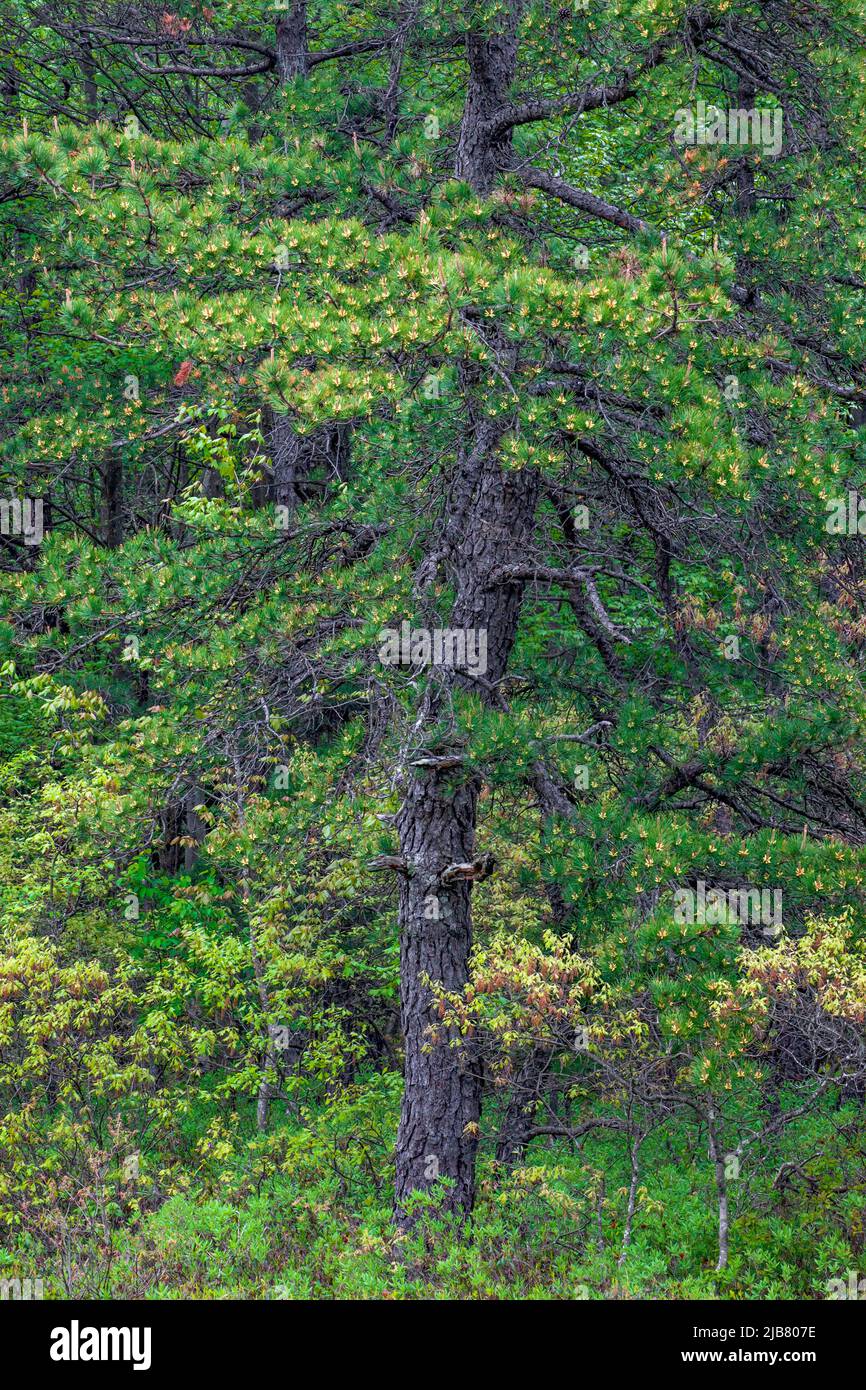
[[276, 4, 309, 84], [394, 768, 482, 1220], [394, 0, 537, 1228], [394, 428, 538, 1224], [454, 9, 521, 193], [448, 446, 539, 678]]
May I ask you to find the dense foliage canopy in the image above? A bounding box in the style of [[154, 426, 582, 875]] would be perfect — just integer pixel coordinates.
[[2, 0, 866, 1300]]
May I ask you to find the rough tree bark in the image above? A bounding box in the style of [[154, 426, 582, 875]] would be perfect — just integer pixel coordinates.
[[394, 423, 538, 1224], [454, 7, 522, 193], [393, 2, 540, 1223], [276, 3, 309, 84], [100, 454, 123, 548], [264, 407, 351, 520], [394, 765, 482, 1219]]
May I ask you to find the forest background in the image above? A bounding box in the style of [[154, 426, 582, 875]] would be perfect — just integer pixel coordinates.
[[2, 0, 866, 1300]]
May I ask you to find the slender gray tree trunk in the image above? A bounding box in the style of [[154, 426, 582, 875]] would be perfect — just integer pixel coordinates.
[[495, 1045, 552, 1168], [707, 1104, 730, 1270], [618, 1135, 644, 1265]]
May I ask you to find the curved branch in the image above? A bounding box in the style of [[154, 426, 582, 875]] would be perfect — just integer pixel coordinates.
[[480, 10, 717, 141]]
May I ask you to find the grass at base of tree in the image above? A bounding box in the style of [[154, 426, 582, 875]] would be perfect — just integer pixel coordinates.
[[3, 1084, 860, 1300]]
